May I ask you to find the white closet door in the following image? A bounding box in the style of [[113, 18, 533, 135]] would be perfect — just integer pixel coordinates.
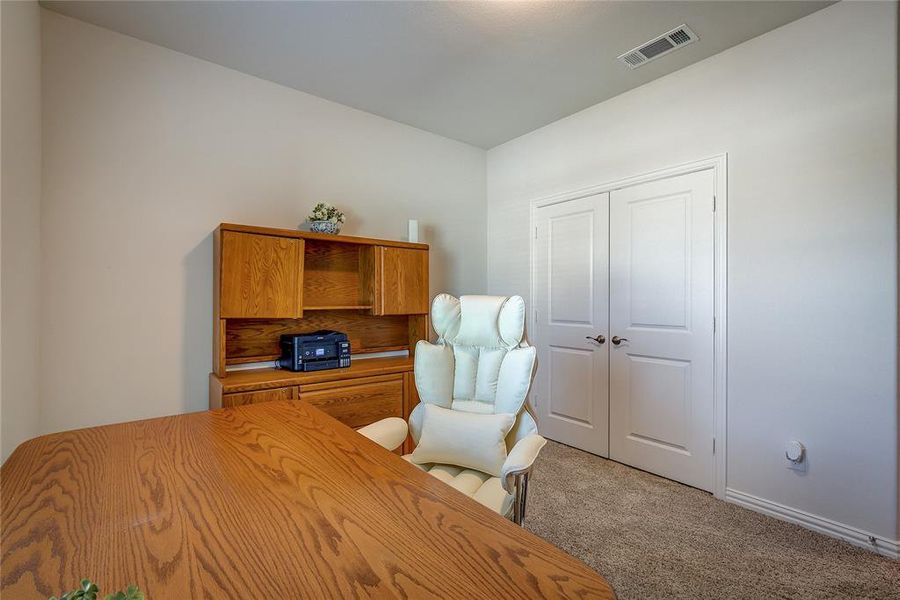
[[534, 193, 609, 457], [609, 169, 715, 491]]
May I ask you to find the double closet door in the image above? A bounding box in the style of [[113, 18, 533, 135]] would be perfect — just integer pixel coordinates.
[[533, 169, 716, 492]]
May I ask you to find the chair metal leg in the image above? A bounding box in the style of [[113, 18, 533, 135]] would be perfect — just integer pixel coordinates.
[[512, 472, 531, 527], [520, 472, 530, 524]]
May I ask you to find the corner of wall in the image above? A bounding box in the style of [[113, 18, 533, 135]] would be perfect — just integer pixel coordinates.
[[0, 0, 43, 463], [894, 0, 900, 544]]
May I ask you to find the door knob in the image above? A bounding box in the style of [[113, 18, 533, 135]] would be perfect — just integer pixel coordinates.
[[585, 335, 606, 344], [611, 336, 629, 346]]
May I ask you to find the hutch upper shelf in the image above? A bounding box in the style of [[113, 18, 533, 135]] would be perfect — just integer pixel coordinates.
[[212, 223, 430, 375], [216, 223, 429, 320]]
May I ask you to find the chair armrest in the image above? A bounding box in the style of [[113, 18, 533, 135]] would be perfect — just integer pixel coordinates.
[[500, 434, 547, 494], [357, 417, 408, 452]]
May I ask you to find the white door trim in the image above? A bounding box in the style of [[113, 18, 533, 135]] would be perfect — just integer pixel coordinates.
[[528, 153, 728, 500]]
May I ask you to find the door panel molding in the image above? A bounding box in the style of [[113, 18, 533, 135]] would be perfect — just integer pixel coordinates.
[[548, 345, 596, 425], [548, 210, 595, 326], [529, 154, 727, 499]]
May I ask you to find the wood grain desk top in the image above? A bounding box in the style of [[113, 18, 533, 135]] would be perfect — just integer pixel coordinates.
[[1, 401, 614, 599]]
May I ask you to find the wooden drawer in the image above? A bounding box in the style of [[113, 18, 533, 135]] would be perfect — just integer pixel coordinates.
[[299, 374, 403, 428], [223, 386, 296, 408]]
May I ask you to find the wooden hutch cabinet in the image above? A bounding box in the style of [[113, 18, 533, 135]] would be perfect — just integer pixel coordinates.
[[210, 223, 428, 447]]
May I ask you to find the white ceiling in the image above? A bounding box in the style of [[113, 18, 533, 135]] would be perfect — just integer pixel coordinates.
[[42, 1, 833, 149]]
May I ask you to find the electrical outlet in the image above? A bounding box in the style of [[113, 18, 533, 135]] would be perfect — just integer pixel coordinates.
[[786, 458, 807, 472], [785, 440, 807, 472]]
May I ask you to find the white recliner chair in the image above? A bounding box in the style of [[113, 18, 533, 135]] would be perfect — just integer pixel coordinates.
[[359, 294, 546, 525]]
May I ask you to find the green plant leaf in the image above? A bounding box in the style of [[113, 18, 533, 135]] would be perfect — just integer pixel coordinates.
[[51, 580, 143, 600], [125, 586, 144, 600]]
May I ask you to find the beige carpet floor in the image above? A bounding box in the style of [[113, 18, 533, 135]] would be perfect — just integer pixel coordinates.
[[525, 441, 900, 600]]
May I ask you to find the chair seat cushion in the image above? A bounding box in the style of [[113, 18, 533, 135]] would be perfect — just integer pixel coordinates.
[[403, 456, 514, 517]]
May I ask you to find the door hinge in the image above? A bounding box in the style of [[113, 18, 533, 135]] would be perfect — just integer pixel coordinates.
[[713, 316, 716, 332], [713, 438, 716, 454], [535, 226, 538, 239], [712, 195, 717, 212]]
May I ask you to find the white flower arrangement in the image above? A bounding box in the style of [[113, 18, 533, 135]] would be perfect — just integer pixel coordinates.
[[308, 202, 345, 225]]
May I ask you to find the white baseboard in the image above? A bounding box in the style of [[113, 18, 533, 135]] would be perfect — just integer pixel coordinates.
[[725, 488, 899, 560]]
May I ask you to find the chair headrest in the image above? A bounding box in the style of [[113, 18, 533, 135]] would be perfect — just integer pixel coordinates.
[[431, 294, 526, 349]]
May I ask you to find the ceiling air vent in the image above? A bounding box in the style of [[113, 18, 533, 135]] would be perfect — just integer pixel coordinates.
[[617, 25, 698, 69]]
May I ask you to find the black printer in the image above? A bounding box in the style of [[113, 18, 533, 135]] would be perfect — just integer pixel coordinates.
[[276, 330, 351, 372]]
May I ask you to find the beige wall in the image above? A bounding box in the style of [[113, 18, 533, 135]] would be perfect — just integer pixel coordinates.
[[12, 3, 900, 547], [1, 0, 42, 462], [487, 2, 898, 542], [40, 11, 486, 434]]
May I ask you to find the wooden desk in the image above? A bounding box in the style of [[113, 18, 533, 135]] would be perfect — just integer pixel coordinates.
[[1, 401, 615, 599]]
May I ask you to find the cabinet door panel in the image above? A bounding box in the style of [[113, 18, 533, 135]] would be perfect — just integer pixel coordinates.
[[223, 386, 295, 408], [377, 247, 428, 315], [221, 231, 302, 318], [300, 375, 403, 428]]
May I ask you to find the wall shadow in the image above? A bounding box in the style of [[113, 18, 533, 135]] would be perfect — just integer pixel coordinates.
[[183, 232, 213, 414], [894, 3, 899, 542]]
